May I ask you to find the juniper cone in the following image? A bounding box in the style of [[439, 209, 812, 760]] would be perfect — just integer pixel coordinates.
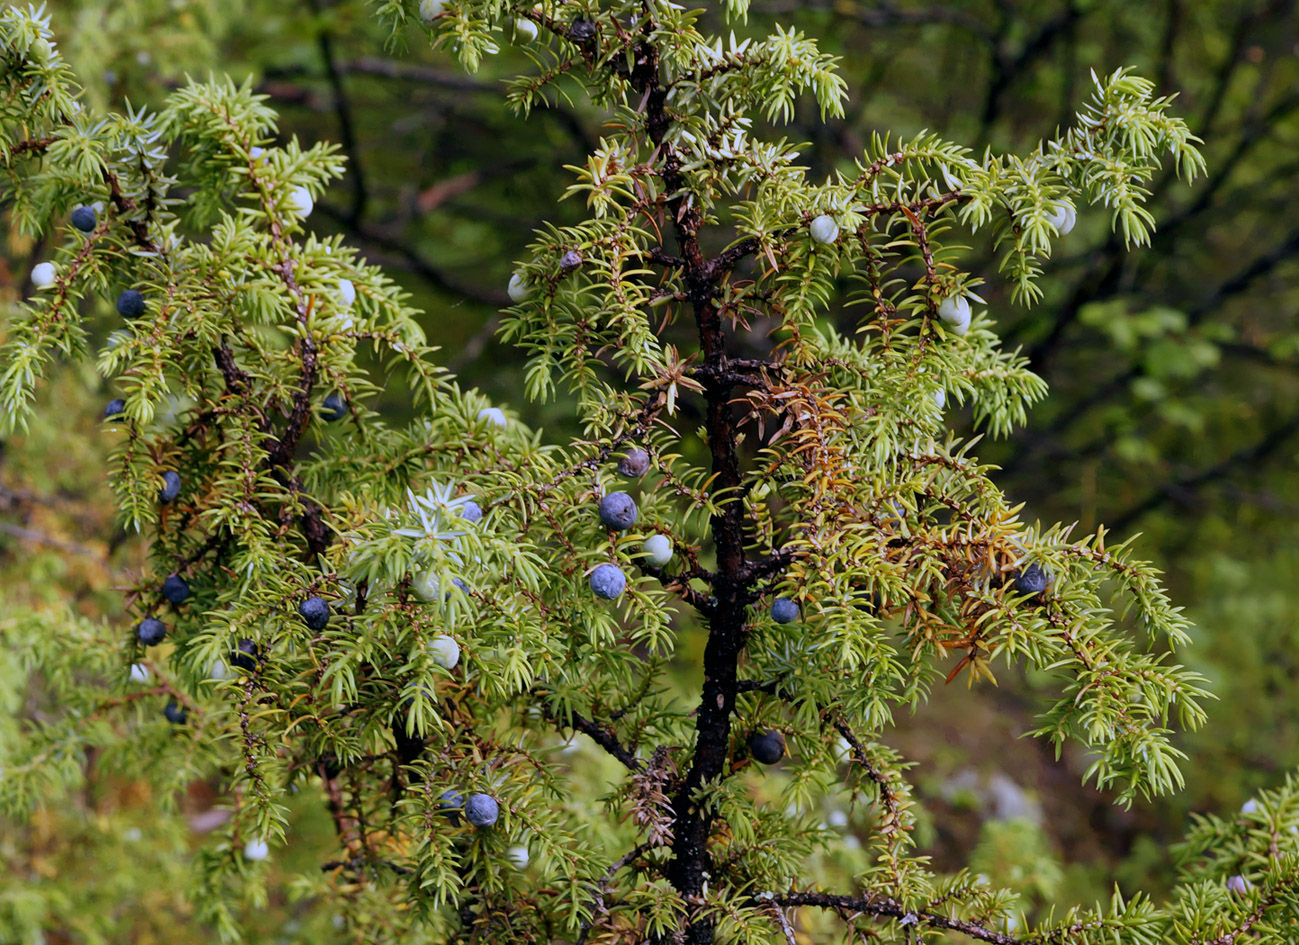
[[749, 730, 786, 765], [157, 470, 181, 503], [464, 793, 500, 827], [1014, 563, 1050, 595], [102, 398, 125, 421], [160, 574, 190, 604], [559, 249, 583, 271], [617, 448, 651, 477], [437, 790, 464, 819], [770, 597, 800, 624], [229, 638, 259, 672], [460, 500, 483, 523], [70, 205, 96, 232], [298, 596, 331, 630], [588, 564, 626, 600], [163, 701, 187, 725], [569, 18, 596, 42], [136, 617, 166, 647], [115, 288, 145, 319], [321, 393, 347, 422], [597, 491, 638, 530]]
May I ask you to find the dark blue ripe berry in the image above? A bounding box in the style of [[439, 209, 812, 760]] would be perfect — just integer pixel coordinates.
[[158, 470, 182, 503], [1013, 563, 1049, 595], [464, 793, 500, 827], [137, 617, 167, 646], [163, 700, 188, 725], [161, 573, 190, 604], [103, 398, 126, 421], [460, 500, 483, 523], [749, 729, 786, 765], [318, 755, 343, 780], [299, 596, 331, 630], [116, 289, 146, 319], [598, 491, 638, 530], [437, 789, 464, 820], [770, 597, 800, 625], [70, 205, 97, 232], [230, 638, 259, 671], [321, 393, 346, 422]]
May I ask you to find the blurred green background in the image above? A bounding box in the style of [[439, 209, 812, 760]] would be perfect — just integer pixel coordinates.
[[3, 0, 1299, 938]]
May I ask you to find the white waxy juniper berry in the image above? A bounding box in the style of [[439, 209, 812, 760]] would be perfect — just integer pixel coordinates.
[[1241, 798, 1259, 814], [507, 272, 531, 303], [161, 574, 190, 604], [136, 617, 166, 646], [1227, 875, 1253, 895], [507, 844, 530, 867], [749, 730, 786, 765], [29, 262, 55, 289], [298, 596, 331, 630], [937, 294, 972, 334], [477, 406, 507, 427], [428, 634, 460, 670], [617, 448, 651, 477], [770, 597, 800, 625], [597, 491, 638, 530], [208, 659, 234, 681], [510, 17, 538, 43], [641, 534, 673, 568], [242, 838, 270, 862], [1046, 202, 1077, 235], [286, 185, 314, 219], [809, 214, 840, 244], [69, 205, 96, 232], [337, 278, 356, 308], [932, 389, 946, 410], [418, 0, 445, 25], [129, 663, 150, 683], [588, 564, 626, 600], [464, 793, 500, 827]]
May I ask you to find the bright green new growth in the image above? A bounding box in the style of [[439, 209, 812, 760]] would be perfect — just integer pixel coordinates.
[[6, 2, 1294, 944]]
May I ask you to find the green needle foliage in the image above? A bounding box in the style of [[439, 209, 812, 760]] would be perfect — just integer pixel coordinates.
[[3, 1, 1295, 943]]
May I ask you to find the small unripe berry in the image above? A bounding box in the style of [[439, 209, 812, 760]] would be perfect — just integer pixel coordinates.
[[230, 638, 259, 671], [30, 262, 57, 289], [1045, 203, 1077, 236], [460, 500, 483, 523], [1012, 563, 1049, 595], [299, 596, 331, 630], [598, 491, 638, 530], [158, 470, 182, 503], [641, 534, 673, 568], [137, 617, 167, 646], [161, 573, 191, 604], [103, 398, 126, 421], [932, 389, 946, 410], [1226, 874, 1253, 895], [129, 663, 150, 683], [163, 700, 187, 725], [337, 278, 355, 307], [507, 273, 531, 303], [429, 634, 460, 670], [1241, 798, 1259, 814], [286, 186, 314, 219], [464, 793, 500, 827], [809, 214, 839, 244], [478, 407, 507, 428], [209, 659, 234, 680], [937, 295, 971, 335], [770, 597, 800, 624], [749, 729, 786, 765], [617, 448, 650, 477], [419, 0, 445, 24], [322, 393, 347, 422], [507, 844, 530, 867], [70, 205, 97, 232], [589, 564, 626, 600], [511, 17, 538, 42], [116, 289, 146, 319], [243, 838, 270, 861], [559, 249, 583, 272]]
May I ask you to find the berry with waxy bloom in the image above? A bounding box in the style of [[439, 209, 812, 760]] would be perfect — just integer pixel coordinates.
[[438, 790, 463, 819], [429, 634, 460, 670], [478, 407, 507, 427], [137, 617, 166, 646], [419, 0, 444, 24], [70, 205, 97, 232], [809, 214, 839, 244], [570, 18, 596, 42], [589, 564, 626, 600], [299, 596, 331, 630], [243, 838, 270, 861], [286, 186, 314, 218], [129, 663, 150, 683], [465, 793, 500, 827], [158, 470, 182, 503], [511, 17, 538, 42], [559, 249, 583, 271], [618, 448, 650, 477], [1227, 875, 1253, 895], [598, 491, 638, 530], [161, 574, 190, 604], [103, 398, 126, 421], [322, 393, 347, 422], [163, 701, 187, 725], [1012, 563, 1049, 595], [30, 262, 56, 289], [507, 273, 531, 303], [507, 845, 530, 867], [230, 638, 259, 671], [337, 278, 355, 307], [116, 289, 146, 319], [750, 729, 786, 765], [641, 534, 673, 568], [1045, 202, 1077, 235], [460, 500, 483, 523], [770, 597, 800, 625], [937, 294, 971, 335]]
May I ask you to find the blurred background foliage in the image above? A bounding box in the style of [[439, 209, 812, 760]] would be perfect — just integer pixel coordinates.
[[2, 0, 1298, 939]]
